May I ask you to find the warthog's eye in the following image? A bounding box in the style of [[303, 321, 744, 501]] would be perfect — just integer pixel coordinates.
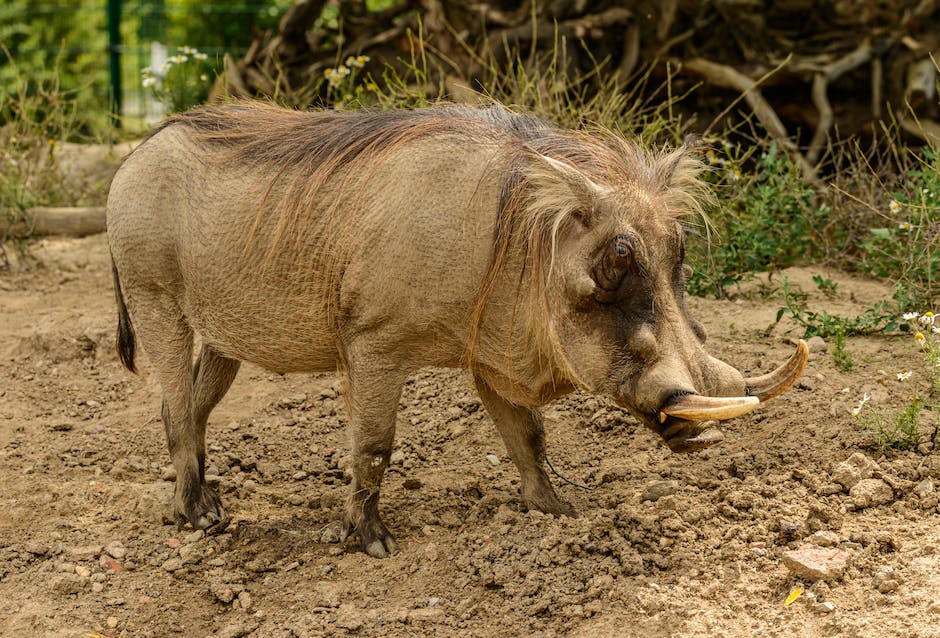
[[593, 235, 635, 303]]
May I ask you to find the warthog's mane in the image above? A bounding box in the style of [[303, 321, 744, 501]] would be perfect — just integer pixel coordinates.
[[153, 100, 709, 370]]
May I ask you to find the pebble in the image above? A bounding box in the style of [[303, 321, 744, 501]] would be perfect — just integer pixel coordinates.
[[162, 557, 183, 572], [873, 567, 901, 593], [106, 616, 118, 628], [237, 591, 252, 611], [641, 480, 679, 502], [50, 573, 85, 595], [815, 601, 836, 613], [403, 477, 423, 490], [424, 542, 439, 561], [486, 454, 501, 466], [75, 565, 91, 578], [183, 530, 205, 544], [91, 582, 105, 593], [806, 336, 828, 353], [160, 466, 177, 481], [805, 530, 840, 547], [831, 452, 878, 490], [65, 545, 103, 562], [916, 478, 935, 499], [850, 478, 894, 508], [314, 581, 342, 607], [105, 541, 126, 560], [215, 623, 250, 638], [335, 604, 364, 631], [781, 544, 852, 580], [179, 544, 203, 565]]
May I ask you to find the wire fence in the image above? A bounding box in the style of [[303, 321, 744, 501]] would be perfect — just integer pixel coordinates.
[[2, 0, 283, 128]]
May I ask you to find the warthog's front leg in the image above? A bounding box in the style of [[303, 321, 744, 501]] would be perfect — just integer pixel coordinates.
[[339, 355, 408, 558], [474, 375, 576, 518]]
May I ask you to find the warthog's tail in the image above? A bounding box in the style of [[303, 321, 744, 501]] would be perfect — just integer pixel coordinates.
[[110, 258, 137, 373]]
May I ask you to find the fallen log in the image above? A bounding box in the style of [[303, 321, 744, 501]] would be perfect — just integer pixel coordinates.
[[1, 207, 107, 238]]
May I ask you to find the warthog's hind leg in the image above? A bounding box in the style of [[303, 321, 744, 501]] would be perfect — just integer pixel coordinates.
[[474, 375, 577, 518], [188, 344, 241, 528], [339, 352, 408, 558], [133, 297, 230, 531]]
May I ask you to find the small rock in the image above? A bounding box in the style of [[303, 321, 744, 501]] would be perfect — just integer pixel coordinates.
[[24, 542, 48, 556], [806, 336, 828, 353], [74, 565, 91, 578], [105, 541, 126, 560], [816, 483, 843, 496], [390, 450, 406, 465], [100, 555, 123, 572], [928, 601, 940, 615], [850, 478, 894, 508], [255, 461, 279, 479], [179, 544, 203, 565], [292, 470, 308, 481], [831, 452, 878, 490], [781, 544, 852, 580], [237, 591, 252, 611], [164, 537, 181, 549], [106, 617, 118, 628], [64, 545, 103, 562], [806, 531, 840, 547], [403, 478, 423, 490], [162, 557, 183, 572], [335, 604, 363, 631], [641, 480, 679, 502], [486, 454, 501, 466], [916, 479, 935, 499], [314, 581, 342, 607], [424, 542, 439, 561], [136, 482, 175, 524], [873, 567, 901, 594], [815, 601, 836, 614], [160, 466, 177, 481], [215, 623, 250, 638], [50, 574, 85, 595], [183, 530, 205, 544], [91, 582, 105, 593]]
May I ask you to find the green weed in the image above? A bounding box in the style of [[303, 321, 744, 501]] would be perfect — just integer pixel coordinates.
[[686, 142, 830, 298], [831, 326, 854, 372], [774, 277, 902, 337], [855, 311, 940, 452]]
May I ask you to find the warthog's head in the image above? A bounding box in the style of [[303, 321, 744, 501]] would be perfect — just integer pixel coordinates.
[[496, 139, 807, 451]]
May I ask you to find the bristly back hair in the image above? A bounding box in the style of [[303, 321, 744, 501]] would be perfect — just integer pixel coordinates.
[[155, 100, 711, 370]]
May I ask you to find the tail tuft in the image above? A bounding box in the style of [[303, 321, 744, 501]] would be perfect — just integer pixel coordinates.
[[111, 259, 137, 373]]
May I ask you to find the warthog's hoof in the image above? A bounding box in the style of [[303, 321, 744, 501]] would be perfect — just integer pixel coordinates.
[[341, 517, 399, 559], [175, 483, 230, 533]]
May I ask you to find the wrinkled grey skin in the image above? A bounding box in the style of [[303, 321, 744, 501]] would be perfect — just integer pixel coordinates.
[[107, 103, 746, 558]]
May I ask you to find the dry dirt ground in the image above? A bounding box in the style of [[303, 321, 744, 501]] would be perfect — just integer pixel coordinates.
[[1, 233, 939, 638]]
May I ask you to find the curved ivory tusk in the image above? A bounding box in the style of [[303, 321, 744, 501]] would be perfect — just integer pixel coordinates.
[[660, 395, 759, 422], [745, 340, 809, 402]]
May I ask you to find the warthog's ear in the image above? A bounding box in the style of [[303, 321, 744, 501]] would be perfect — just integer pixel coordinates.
[[524, 152, 607, 225]]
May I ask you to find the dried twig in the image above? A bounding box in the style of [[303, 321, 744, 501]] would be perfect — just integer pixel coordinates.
[[683, 56, 819, 182]]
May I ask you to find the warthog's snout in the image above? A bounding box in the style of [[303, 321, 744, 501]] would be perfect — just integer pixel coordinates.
[[654, 340, 809, 451]]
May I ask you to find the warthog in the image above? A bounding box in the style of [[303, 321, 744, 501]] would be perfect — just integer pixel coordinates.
[[107, 101, 806, 557]]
